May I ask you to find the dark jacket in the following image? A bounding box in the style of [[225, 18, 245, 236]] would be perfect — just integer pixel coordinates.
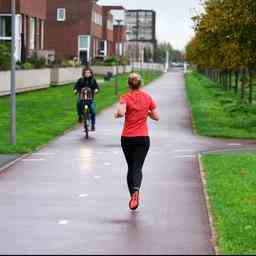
[[74, 77, 100, 99]]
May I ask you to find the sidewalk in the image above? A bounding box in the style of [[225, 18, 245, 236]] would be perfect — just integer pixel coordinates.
[[1, 68, 254, 254]]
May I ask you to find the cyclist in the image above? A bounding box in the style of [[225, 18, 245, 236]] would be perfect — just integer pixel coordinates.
[[114, 73, 160, 210], [74, 67, 99, 131]]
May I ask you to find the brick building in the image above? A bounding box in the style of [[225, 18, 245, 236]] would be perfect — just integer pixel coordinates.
[[0, 0, 47, 61], [45, 0, 120, 64], [102, 6, 127, 57]]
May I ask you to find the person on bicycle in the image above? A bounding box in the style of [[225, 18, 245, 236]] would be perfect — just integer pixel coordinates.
[[74, 67, 99, 131], [114, 73, 160, 211]]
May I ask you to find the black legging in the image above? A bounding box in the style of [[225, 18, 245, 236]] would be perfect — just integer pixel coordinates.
[[121, 137, 150, 196]]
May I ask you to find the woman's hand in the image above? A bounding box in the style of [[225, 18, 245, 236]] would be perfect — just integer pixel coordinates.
[[148, 109, 160, 121], [114, 111, 123, 119], [114, 103, 126, 119]]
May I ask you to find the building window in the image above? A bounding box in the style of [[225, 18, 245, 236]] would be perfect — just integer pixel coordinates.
[[57, 8, 66, 21], [40, 20, 44, 50], [29, 17, 35, 50], [0, 16, 12, 39], [79, 35, 90, 50], [93, 12, 102, 26], [107, 20, 113, 31], [99, 40, 107, 56]]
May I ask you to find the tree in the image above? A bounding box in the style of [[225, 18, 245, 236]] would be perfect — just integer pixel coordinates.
[[186, 0, 256, 103]]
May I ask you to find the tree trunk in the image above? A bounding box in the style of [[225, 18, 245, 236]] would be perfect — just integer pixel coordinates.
[[249, 70, 253, 104], [224, 70, 228, 90], [229, 71, 232, 90], [241, 69, 246, 101], [221, 71, 225, 88], [234, 70, 239, 94]]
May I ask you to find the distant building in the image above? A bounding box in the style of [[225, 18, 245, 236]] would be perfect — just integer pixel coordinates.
[[102, 6, 127, 57], [0, 0, 47, 61], [125, 9, 157, 62], [45, 0, 126, 64]]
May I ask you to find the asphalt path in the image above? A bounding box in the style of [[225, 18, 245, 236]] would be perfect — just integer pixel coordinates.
[[0, 68, 255, 255]]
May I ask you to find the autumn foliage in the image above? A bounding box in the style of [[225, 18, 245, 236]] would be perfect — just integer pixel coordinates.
[[186, 0, 256, 103]]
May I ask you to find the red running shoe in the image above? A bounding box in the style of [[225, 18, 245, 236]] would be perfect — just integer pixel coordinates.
[[129, 191, 139, 210]]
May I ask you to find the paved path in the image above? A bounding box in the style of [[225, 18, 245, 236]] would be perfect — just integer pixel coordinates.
[[0, 68, 255, 255]]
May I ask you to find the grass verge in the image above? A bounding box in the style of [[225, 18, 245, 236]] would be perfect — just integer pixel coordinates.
[[202, 153, 256, 255], [185, 71, 256, 139], [0, 70, 162, 154]]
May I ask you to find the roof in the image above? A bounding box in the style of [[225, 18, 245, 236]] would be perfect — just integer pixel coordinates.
[[102, 5, 126, 11]]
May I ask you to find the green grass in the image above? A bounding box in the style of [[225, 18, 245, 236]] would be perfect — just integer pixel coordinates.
[[202, 153, 256, 255], [0, 71, 162, 154], [185, 71, 256, 139]]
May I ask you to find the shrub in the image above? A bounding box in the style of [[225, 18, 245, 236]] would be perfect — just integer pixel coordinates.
[[0, 43, 11, 71], [61, 60, 74, 68], [92, 56, 104, 65], [119, 56, 130, 65], [20, 62, 34, 70], [104, 56, 118, 66], [27, 54, 46, 69], [60, 59, 82, 68]]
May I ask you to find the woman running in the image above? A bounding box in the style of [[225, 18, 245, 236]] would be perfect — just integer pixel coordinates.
[[114, 73, 160, 211]]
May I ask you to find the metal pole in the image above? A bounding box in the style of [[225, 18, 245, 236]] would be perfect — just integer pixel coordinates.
[[10, 0, 16, 144], [115, 20, 121, 95]]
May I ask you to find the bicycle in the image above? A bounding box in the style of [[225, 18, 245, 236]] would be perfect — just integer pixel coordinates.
[[79, 87, 93, 139]]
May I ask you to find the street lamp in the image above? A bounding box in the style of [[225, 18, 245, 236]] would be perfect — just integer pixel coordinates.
[[115, 19, 122, 96], [10, 0, 16, 144]]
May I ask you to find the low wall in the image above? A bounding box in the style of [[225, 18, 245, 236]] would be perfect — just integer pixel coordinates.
[[51, 67, 83, 85], [0, 65, 133, 96], [91, 65, 131, 76], [0, 69, 51, 96], [132, 62, 165, 72]]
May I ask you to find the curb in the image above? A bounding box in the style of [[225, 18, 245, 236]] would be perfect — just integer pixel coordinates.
[[0, 153, 30, 175], [198, 153, 219, 255], [184, 75, 198, 136]]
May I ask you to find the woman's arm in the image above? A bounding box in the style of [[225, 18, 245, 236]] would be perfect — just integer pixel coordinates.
[[148, 108, 160, 121], [93, 78, 100, 93], [114, 103, 127, 119], [73, 79, 81, 93]]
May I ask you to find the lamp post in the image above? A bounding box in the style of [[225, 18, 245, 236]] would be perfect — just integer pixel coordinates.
[[90, 0, 97, 65], [10, 0, 16, 144], [115, 19, 122, 96]]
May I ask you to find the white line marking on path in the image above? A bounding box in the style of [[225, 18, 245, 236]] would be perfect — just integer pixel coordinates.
[[73, 156, 93, 161], [94, 176, 101, 179], [58, 220, 69, 225], [113, 151, 119, 155], [175, 149, 195, 152], [22, 159, 47, 162], [104, 162, 111, 166], [32, 153, 56, 156], [174, 155, 196, 159], [79, 194, 88, 198], [228, 143, 242, 146]]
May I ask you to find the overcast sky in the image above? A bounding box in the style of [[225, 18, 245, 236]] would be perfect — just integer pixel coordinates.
[[99, 0, 203, 51]]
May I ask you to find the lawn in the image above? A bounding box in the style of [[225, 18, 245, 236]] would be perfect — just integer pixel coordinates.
[[0, 70, 162, 154], [185, 71, 256, 139], [202, 153, 256, 255]]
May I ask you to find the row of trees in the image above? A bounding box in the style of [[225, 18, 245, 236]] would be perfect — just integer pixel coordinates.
[[186, 0, 256, 103], [146, 42, 184, 64]]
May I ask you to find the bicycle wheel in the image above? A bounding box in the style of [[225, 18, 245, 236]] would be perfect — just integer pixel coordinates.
[[83, 107, 89, 139]]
